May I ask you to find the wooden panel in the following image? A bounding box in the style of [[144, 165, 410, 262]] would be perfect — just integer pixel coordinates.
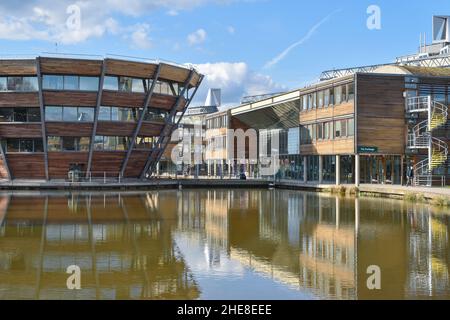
[[299, 101, 354, 124], [150, 94, 184, 111], [0, 124, 42, 138], [39, 58, 102, 76], [102, 91, 145, 107], [91, 151, 126, 174], [356, 74, 406, 154], [333, 103, 355, 117], [139, 122, 164, 136], [0, 93, 39, 107], [0, 60, 37, 75], [105, 59, 157, 78], [96, 122, 135, 136], [159, 64, 190, 84], [6, 154, 45, 179], [300, 138, 354, 155], [0, 158, 8, 179], [48, 152, 88, 178], [123, 150, 148, 177], [43, 91, 97, 106], [46, 123, 93, 136]]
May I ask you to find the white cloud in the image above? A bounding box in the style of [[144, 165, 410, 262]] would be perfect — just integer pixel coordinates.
[[130, 23, 152, 49], [167, 9, 179, 16], [187, 28, 207, 46], [194, 62, 286, 107], [227, 26, 235, 35]]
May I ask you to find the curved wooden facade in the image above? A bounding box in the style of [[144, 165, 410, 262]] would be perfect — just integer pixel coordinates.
[[0, 57, 203, 180]]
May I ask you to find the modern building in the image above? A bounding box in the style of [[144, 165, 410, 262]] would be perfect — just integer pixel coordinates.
[[0, 56, 203, 181]]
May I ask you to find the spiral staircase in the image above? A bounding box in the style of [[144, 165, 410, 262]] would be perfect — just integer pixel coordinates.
[[406, 96, 448, 186]]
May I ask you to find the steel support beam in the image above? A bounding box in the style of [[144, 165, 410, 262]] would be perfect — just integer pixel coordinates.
[[86, 60, 107, 178], [0, 139, 11, 180], [36, 57, 49, 180], [140, 71, 202, 179], [119, 64, 162, 177]]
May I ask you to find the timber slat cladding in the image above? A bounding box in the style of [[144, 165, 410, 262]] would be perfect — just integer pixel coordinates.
[[299, 101, 354, 124], [299, 139, 354, 155], [0, 93, 40, 107], [43, 91, 97, 106], [96, 122, 135, 136], [91, 151, 126, 174], [159, 64, 191, 84], [39, 58, 102, 76], [48, 152, 89, 178], [46, 123, 93, 136], [0, 60, 37, 75], [356, 74, 406, 154], [123, 150, 148, 177], [105, 59, 157, 78], [6, 154, 45, 178], [139, 122, 164, 136], [102, 91, 146, 107], [0, 124, 42, 138]]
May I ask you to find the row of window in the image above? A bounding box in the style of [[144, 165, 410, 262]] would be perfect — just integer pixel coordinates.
[[300, 83, 354, 111], [44, 105, 168, 122], [0, 77, 38, 92], [300, 118, 354, 144], [103, 76, 182, 96], [0, 108, 41, 122], [206, 115, 228, 129], [48, 136, 90, 152], [4, 138, 44, 153], [43, 75, 99, 91]]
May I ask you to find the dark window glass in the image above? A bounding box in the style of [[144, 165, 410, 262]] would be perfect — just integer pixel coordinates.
[[27, 108, 41, 122], [14, 108, 27, 122], [103, 77, 118, 90], [0, 108, 14, 122], [20, 139, 33, 152], [94, 136, 104, 150], [7, 77, 22, 91], [34, 139, 44, 152], [78, 107, 94, 122], [64, 76, 79, 90], [63, 107, 78, 121], [43, 75, 64, 90], [79, 77, 99, 91], [6, 139, 20, 152], [348, 83, 355, 101], [119, 77, 132, 92], [99, 106, 111, 121], [62, 137, 76, 151], [45, 106, 63, 121], [342, 85, 347, 102]]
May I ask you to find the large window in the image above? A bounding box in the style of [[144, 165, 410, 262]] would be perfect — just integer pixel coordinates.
[[47, 136, 90, 152], [45, 106, 94, 122], [0, 108, 41, 122], [334, 86, 342, 105], [4, 138, 43, 153], [143, 108, 168, 122], [0, 76, 38, 92], [103, 76, 151, 93], [43, 75, 99, 91], [135, 136, 157, 149], [99, 106, 140, 122], [94, 136, 130, 151], [335, 118, 353, 138]]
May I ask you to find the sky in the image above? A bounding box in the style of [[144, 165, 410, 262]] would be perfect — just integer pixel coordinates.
[[0, 0, 448, 107]]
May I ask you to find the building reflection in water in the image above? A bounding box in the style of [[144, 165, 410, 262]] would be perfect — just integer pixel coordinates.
[[0, 190, 449, 299]]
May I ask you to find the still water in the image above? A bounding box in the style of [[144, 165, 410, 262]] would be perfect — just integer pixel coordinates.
[[0, 189, 449, 300]]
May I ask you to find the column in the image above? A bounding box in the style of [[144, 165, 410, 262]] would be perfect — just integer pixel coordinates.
[[336, 155, 341, 186], [214, 160, 217, 177], [355, 154, 360, 187], [156, 162, 160, 177], [303, 156, 308, 183], [228, 162, 232, 178], [207, 160, 211, 177], [318, 155, 323, 184]]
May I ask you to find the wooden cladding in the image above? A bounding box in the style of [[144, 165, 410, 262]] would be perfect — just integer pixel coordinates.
[[123, 150, 148, 177], [300, 101, 354, 124], [300, 138, 355, 155], [0, 60, 37, 76], [46, 123, 93, 137], [105, 59, 157, 78], [0, 93, 39, 107], [43, 91, 97, 106], [6, 154, 45, 179], [0, 124, 42, 138], [96, 122, 135, 136], [90, 151, 126, 174], [356, 74, 406, 154], [139, 122, 164, 136], [39, 58, 102, 76], [102, 91, 146, 107], [48, 152, 88, 178]]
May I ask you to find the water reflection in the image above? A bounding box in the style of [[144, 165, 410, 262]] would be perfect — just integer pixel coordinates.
[[0, 190, 449, 300]]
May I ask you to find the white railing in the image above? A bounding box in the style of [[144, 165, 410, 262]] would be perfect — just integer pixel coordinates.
[[406, 96, 430, 112]]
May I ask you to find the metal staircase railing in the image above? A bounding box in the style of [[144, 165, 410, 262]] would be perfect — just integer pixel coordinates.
[[406, 96, 448, 187]]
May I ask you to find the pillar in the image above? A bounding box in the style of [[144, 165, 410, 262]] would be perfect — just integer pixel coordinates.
[[355, 154, 360, 187], [214, 160, 217, 177], [156, 162, 160, 177], [336, 155, 341, 186], [207, 160, 211, 177], [318, 155, 323, 184], [303, 156, 308, 183]]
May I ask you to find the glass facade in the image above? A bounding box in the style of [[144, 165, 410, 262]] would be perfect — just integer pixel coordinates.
[[98, 106, 141, 122], [322, 156, 336, 183], [43, 75, 99, 91], [307, 156, 319, 181], [4, 138, 43, 153], [0, 108, 41, 122], [94, 136, 130, 151], [47, 137, 90, 152], [0, 77, 38, 92], [45, 106, 94, 122]]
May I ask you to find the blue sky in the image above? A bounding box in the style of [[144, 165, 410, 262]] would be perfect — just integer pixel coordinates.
[[0, 0, 448, 106]]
